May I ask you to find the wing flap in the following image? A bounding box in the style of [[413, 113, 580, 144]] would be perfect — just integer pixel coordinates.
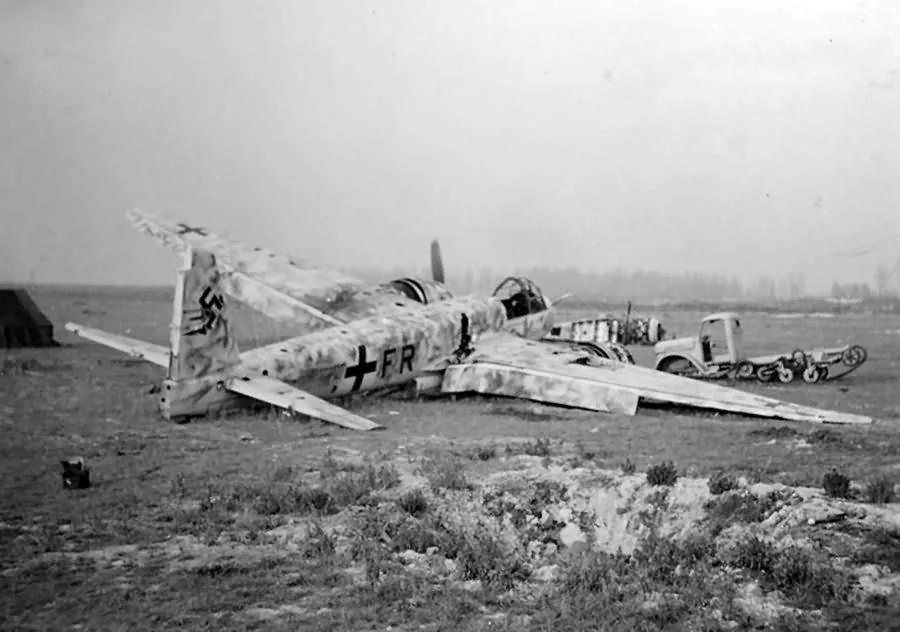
[[441, 362, 641, 415], [64, 322, 169, 367], [225, 375, 383, 431]]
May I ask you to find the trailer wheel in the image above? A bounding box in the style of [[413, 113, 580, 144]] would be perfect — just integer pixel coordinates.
[[777, 367, 795, 383], [757, 366, 776, 382], [842, 345, 868, 367], [735, 362, 755, 379], [802, 365, 823, 384]]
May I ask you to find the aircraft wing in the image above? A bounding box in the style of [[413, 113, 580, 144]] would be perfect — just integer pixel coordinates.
[[440, 333, 873, 425], [64, 322, 169, 367], [225, 375, 383, 431], [126, 209, 426, 327]]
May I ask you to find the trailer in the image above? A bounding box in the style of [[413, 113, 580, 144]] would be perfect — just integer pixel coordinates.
[[653, 312, 867, 384]]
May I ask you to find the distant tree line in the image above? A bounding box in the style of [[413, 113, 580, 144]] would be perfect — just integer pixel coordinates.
[[343, 264, 811, 302], [344, 261, 900, 304]]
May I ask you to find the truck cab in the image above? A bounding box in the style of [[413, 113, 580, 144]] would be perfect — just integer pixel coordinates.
[[654, 312, 747, 373]]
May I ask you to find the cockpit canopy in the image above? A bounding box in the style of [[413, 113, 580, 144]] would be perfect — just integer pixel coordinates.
[[387, 278, 455, 305], [492, 276, 548, 320]]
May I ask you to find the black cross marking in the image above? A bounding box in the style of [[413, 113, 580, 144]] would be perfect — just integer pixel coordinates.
[[344, 345, 377, 391], [176, 223, 208, 236], [454, 314, 474, 358]]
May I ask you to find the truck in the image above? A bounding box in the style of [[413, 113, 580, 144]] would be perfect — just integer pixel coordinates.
[[652, 312, 867, 384]]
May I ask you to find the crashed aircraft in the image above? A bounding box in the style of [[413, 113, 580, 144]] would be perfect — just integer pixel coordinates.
[[64, 211, 873, 429]]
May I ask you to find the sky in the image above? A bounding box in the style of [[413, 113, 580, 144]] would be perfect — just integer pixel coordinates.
[[1, 0, 899, 292]]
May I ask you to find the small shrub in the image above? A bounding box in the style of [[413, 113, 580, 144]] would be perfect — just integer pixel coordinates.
[[294, 487, 336, 514], [646, 461, 678, 486], [575, 441, 596, 462], [731, 535, 776, 572], [557, 548, 633, 595], [392, 517, 444, 553], [329, 462, 401, 506], [851, 527, 900, 572], [522, 437, 552, 457], [729, 537, 854, 608], [319, 449, 344, 479], [747, 426, 800, 440], [417, 453, 471, 491], [396, 488, 429, 517], [770, 546, 853, 607], [270, 463, 295, 481], [708, 471, 738, 495], [298, 521, 336, 560], [620, 458, 637, 475], [633, 533, 715, 582], [823, 469, 852, 499], [865, 476, 896, 504], [532, 479, 568, 506], [704, 490, 781, 535], [475, 445, 496, 461], [455, 531, 530, 590], [808, 429, 843, 446]]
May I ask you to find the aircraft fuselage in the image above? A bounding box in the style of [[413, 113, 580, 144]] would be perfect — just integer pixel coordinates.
[[239, 295, 507, 398]]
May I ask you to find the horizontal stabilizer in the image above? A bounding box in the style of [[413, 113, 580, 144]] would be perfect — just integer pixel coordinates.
[[225, 375, 383, 431], [441, 362, 641, 416], [64, 322, 168, 367]]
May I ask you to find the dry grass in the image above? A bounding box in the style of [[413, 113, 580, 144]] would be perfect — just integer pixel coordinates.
[[2, 286, 900, 630]]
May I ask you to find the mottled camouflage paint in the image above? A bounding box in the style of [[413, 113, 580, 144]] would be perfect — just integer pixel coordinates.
[[441, 333, 872, 424], [168, 248, 240, 380], [237, 294, 508, 396], [159, 247, 510, 418], [128, 210, 456, 327], [226, 375, 383, 431], [442, 362, 640, 415], [127, 209, 554, 342]]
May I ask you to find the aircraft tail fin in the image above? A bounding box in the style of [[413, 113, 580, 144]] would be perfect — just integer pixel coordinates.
[[168, 246, 240, 381]]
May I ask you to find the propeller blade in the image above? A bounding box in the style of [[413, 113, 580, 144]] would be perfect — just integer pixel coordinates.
[[430, 239, 445, 284], [551, 292, 574, 305]]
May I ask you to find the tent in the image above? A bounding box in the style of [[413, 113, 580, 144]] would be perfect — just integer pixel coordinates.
[[0, 288, 58, 348]]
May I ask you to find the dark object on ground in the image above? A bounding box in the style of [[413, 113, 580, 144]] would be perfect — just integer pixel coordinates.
[[61, 457, 91, 490]]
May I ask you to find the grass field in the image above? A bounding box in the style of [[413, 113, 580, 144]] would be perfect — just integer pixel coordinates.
[[3, 285, 900, 630]]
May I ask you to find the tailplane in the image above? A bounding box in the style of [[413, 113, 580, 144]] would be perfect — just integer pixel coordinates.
[[168, 246, 240, 380], [158, 246, 245, 419]]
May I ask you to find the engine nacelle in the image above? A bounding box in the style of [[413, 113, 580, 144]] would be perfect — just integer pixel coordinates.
[[386, 277, 455, 305]]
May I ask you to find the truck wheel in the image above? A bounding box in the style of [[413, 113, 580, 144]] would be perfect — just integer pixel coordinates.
[[658, 357, 699, 377]]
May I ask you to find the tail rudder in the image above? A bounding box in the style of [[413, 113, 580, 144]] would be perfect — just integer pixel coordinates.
[[168, 246, 240, 380]]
